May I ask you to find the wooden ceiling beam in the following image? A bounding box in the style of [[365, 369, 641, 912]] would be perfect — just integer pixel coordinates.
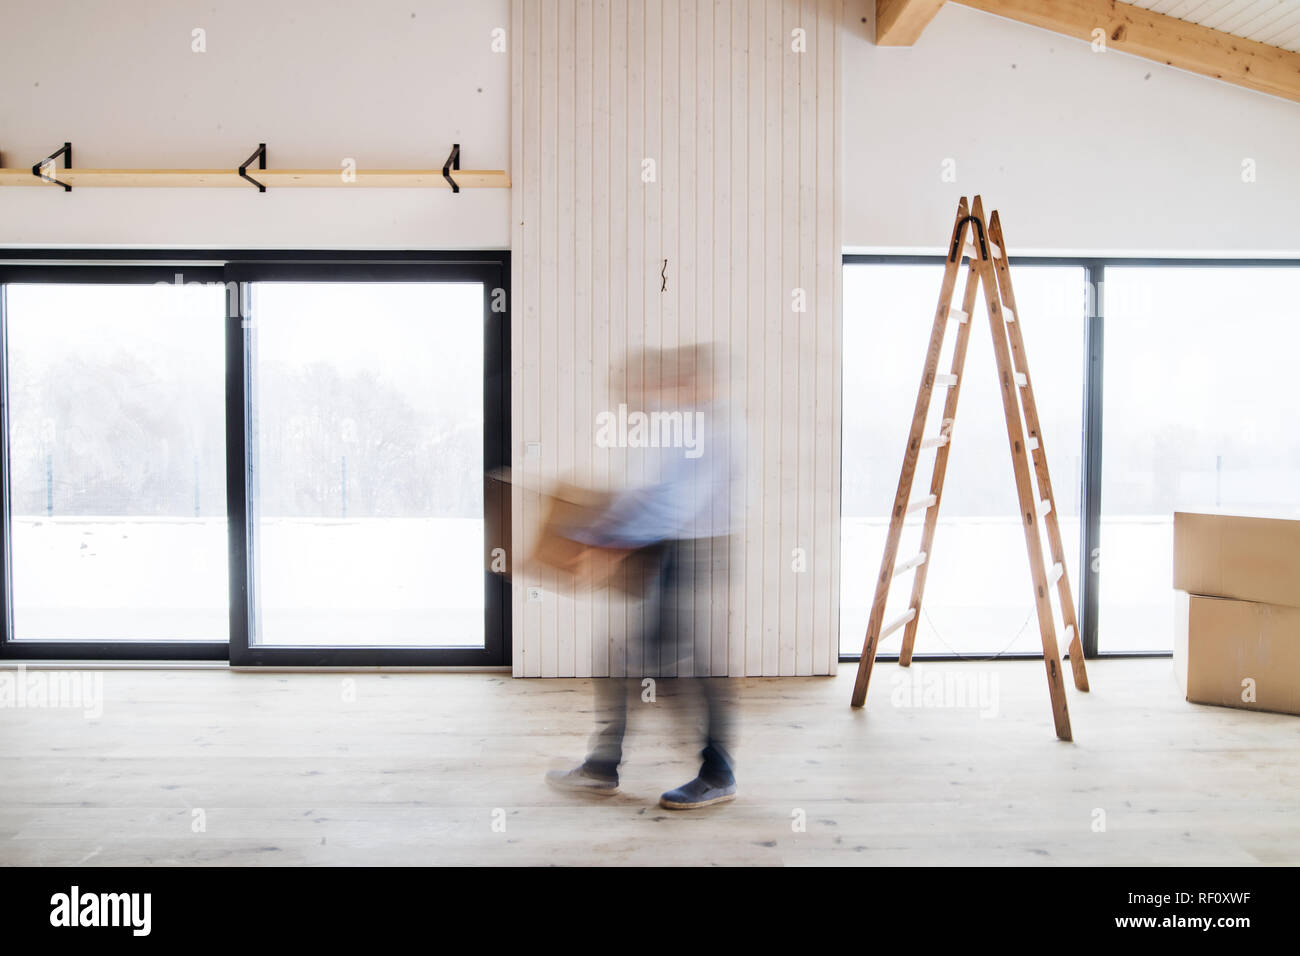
[[875, 0, 948, 46], [954, 0, 1300, 104]]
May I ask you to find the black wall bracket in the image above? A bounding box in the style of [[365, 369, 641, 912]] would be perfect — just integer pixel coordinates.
[[32, 142, 72, 191], [443, 143, 460, 193], [239, 143, 267, 192]]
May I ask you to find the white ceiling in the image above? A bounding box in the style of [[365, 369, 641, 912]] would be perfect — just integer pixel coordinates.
[[1127, 0, 1300, 52]]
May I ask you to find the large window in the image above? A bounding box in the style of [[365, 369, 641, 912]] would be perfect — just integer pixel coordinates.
[[4, 281, 227, 643], [0, 254, 510, 665], [1099, 265, 1300, 652], [841, 260, 1085, 659], [246, 281, 486, 650], [843, 256, 1300, 660]]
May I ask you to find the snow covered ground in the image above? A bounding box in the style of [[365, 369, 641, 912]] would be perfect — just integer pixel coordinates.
[[839, 515, 1178, 656], [10, 517, 485, 646], [10, 513, 1175, 655]]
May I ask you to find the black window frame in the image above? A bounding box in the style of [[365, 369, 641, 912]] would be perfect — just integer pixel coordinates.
[[840, 253, 1300, 663], [0, 250, 511, 666]]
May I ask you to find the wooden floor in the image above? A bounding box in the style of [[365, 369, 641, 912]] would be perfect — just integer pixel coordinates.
[[1, 659, 1297, 866]]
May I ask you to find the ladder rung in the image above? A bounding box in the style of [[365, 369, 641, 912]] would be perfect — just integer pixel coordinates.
[[1014, 372, 1028, 387], [948, 307, 969, 323], [934, 373, 958, 387], [1027, 437, 1039, 451], [1060, 624, 1076, 658], [892, 552, 928, 578], [906, 494, 937, 514], [920, 435, 950, 450], [880, 607, 917, 640], [1047, 562, 1064, 586]]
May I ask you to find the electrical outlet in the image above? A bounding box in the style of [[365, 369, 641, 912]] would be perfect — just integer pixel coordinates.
[[525, 441, 541, 461], [526, 586, 543, 603]]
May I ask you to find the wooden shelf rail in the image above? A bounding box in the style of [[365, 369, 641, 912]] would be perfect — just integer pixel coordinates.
[[0, 168, 511, 188], [0, 142, 509, 189]]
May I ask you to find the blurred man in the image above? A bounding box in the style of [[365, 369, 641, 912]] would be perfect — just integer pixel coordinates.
[[546, 343, 742, 810]]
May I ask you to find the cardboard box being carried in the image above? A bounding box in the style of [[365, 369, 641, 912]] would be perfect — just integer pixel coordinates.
[[528, 481, 611, 576], [1173, 511, 1300, 609], [524, 480, 656, 596], [1175, 591, 1300, 716]]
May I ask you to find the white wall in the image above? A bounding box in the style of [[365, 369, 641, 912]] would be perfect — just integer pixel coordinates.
[[843, 0, 1300, 255], [511, 0, 843, 678], [0, 0, 510, 249]]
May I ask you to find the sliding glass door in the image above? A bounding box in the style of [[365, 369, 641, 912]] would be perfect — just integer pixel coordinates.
[[242, 279, 490, 654], [0, 273, 229, 658], [842, 255, 1300, 660], [1098, 265, 1300, 652], [0, 254, 510, 664]]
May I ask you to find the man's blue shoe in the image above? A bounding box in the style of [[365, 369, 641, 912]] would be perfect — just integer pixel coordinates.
[[659, 776, 737, 810], [545, 765, 620, 796]]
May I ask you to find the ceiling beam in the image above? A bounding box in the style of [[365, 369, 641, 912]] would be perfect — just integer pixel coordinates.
[[875, 0, 948, 46], [954, 0, 1300, 104]]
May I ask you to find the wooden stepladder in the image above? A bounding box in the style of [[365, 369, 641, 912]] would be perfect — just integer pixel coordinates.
[[849, 196, 1089, 740]]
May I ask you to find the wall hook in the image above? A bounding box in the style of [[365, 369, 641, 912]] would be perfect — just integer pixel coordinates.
[[239, 142, 267, 192], [443, 143, 461, 193], [32, 142, 72, 191]]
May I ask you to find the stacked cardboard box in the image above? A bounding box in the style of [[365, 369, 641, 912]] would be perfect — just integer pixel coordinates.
[[1173, 511, 1300, 716]]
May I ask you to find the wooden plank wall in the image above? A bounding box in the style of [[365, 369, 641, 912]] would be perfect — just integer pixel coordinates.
[[510, 0, 842, 678]]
